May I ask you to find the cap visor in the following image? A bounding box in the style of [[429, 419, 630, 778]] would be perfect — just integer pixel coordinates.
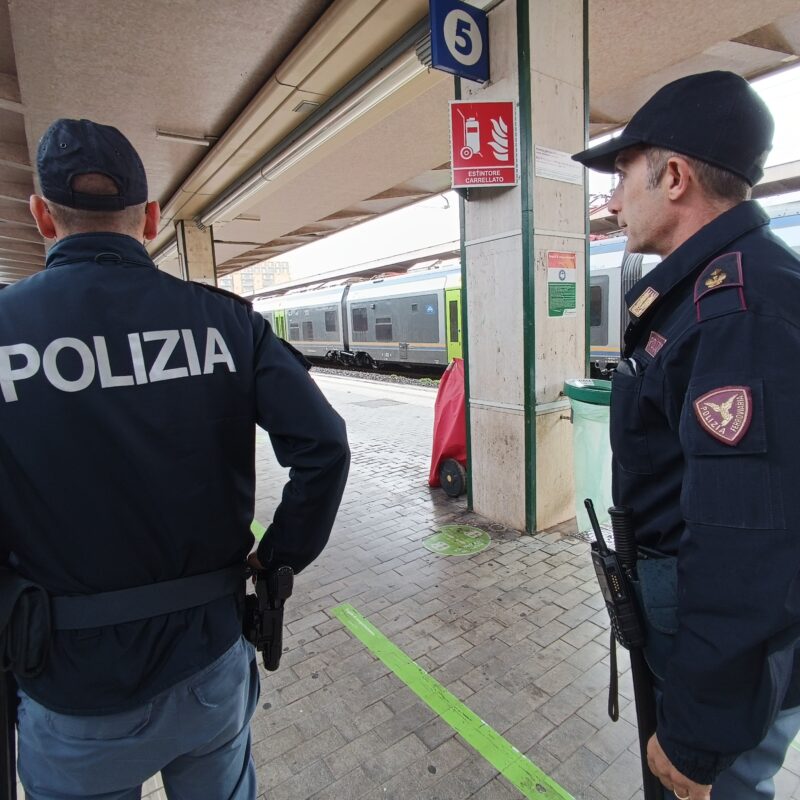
[[572, 132, 642, 173]]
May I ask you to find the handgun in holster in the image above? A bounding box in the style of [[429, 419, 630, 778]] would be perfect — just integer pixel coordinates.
[[242, 566, 294, 671]]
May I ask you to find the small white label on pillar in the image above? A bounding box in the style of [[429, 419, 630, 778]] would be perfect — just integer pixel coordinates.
[[535, 145, 583, 185]]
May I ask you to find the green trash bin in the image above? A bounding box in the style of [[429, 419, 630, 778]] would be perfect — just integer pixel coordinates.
[[563, 379, 613, 533]]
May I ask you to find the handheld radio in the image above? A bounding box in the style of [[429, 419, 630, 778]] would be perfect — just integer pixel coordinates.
[[585, 499, 644, 649]]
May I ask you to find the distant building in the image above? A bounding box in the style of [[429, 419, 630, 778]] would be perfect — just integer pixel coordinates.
[[217, 261, 291, 297]]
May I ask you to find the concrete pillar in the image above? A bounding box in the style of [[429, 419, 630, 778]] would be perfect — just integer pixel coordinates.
[[173, 220, 217, 284], [463, 0, 587, 532]]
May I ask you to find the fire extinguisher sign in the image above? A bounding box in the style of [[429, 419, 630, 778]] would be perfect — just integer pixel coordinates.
[[449, 101, 518, 189]]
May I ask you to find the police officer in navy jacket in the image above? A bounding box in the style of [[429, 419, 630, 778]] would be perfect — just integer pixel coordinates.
[[573, 72, 800, 800], [0, 119, 349, 799]]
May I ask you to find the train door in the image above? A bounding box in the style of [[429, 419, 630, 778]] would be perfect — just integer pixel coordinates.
[[274, 310, 287, 339], [445, 288, 462, 361]]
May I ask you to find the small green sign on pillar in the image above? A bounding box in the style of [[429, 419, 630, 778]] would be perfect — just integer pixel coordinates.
[[546, 250, 577, 317]]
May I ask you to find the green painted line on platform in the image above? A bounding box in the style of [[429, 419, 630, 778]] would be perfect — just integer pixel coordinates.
[[331, 603, 573, 800], [250, 519, 266, 540]]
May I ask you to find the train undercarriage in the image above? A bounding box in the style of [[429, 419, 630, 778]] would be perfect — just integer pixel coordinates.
[[325, 349, 377, 369]]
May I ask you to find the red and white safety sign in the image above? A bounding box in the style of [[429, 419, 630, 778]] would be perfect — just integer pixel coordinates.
[[449, 100, 517, 189]]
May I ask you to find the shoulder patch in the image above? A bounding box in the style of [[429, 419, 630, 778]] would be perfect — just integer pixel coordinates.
[[193, 281, 252, 307], [694, 252, 743, 303], [693, 386, 752, 445], [694, 252, 746, 321]]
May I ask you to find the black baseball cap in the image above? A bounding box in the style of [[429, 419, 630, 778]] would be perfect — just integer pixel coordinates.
[[572, 71, 774, 186], [36, 118, 148, 211]]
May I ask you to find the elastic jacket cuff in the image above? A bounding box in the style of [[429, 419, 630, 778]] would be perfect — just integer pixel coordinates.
[[658, 733, 737, 785]]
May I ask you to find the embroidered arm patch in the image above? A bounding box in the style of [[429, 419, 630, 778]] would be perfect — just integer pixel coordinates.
[[693, 386, 752, 445]]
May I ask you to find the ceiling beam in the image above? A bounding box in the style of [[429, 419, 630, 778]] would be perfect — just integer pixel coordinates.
[[320, 209, 377, 222], [366, 186, 431, 201], [0, 261, 41, 274], [0, 181, 32, 204], [0, 73, 23, 114], [0, 255, 43, 269], [0, 142, 32, 172], [0, 240, 45, 257], [732, 24, 796, 55], [0, 205, 37, 227], [0, 223, 43, 244], [589, 109, 624, 127], [272, 234, 319, 244], [290, 223, 339, 235]]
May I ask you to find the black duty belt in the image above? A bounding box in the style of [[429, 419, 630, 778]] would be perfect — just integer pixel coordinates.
[[50, 565, 246, 630], [1, 565, 246, 678]]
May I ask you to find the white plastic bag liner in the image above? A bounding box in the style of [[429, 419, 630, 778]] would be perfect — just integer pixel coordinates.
[[569, 398, 613, 533]]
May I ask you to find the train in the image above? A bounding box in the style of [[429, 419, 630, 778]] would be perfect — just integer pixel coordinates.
[[253, 207, 800, 374], [254, 266, 463, 368]]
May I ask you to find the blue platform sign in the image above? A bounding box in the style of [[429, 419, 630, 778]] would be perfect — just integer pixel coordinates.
[[429, 0, 489, 84]]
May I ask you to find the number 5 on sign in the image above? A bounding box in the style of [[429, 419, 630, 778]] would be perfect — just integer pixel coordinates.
[[429, 0, 490, 83]]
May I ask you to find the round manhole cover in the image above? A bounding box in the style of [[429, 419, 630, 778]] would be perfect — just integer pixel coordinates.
[[423, 525, 490, 556]]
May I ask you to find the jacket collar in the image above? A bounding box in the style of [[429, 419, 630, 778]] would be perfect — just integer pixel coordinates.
[[622, 201, 768, 343], [45, 232, 155, 270]]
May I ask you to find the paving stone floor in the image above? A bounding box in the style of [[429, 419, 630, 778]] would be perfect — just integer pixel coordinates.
[[24, 373, 800, 799]]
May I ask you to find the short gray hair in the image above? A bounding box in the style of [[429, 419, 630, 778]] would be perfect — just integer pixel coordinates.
[[46, 173, 146, 235], [644, 147, 751, 203]]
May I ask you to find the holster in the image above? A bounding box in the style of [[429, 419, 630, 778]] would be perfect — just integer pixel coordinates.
[[0, 568, 51, 678], [630, 552, 678, 683]]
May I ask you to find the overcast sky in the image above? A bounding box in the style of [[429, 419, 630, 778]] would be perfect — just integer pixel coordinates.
[[273, 63, 800, 281]]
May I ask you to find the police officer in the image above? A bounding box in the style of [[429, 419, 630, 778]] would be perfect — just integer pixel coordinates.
[[0, 119, 350, 799], [573, 72, 800, 800]]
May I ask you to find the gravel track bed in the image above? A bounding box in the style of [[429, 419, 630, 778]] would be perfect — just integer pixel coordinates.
[[311, 364, 441, 388]]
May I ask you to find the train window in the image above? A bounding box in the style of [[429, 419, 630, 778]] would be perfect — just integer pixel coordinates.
[[302, 321, 313, 339], [325, 310, 337, 332], [375, 317, 392, 341], [411, 304, 418, 312], [590, 286, 603, 327], [449, 300, 459, 343], [590, 276, 609, 347], [288, 323, 300, 341], [352, 308, 368, 332]]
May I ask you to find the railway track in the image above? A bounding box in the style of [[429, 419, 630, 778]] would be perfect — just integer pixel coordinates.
[[309, 359, 444, 386]]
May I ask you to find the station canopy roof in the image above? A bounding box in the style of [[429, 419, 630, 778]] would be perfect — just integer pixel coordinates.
[[2, 0, 800, 284]]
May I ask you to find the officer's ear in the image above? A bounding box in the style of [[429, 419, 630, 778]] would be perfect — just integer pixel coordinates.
[[29, 195, 57, 240], [143, 201, 160, 242], [664, 157, 692, 202]]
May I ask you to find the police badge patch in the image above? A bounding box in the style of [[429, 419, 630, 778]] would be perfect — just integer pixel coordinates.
[[693, 386, 752, 445]]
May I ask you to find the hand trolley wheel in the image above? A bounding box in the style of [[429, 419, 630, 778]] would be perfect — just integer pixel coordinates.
[[439, 459, 467, 497]]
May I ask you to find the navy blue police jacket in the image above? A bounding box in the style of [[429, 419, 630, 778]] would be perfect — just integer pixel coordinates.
[[611, 201, 800, 783], [0, 232, 350, 714]]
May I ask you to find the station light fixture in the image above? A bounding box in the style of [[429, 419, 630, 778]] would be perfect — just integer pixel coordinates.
[[152, 239, 178, 266], [155, 130, 216, 147], [196, 52, 426, 229]]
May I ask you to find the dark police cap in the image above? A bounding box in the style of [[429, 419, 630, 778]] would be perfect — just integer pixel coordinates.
[[37, 118, 147, 211], [572, 71, 774, 187]]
